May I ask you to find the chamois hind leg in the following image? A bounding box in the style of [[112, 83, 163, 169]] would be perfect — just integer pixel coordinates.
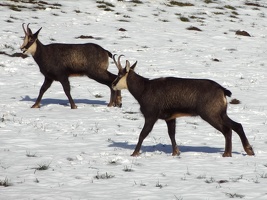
[[32, 77, 53, 108], [59, 77, 77, 109], [201, 113, 233, 157], [89, 71, 122, 107], [165, 119, 180, 156], [108, 87, 122, 107], [222, 114, 254, 156], [132, 117, 157, 156]]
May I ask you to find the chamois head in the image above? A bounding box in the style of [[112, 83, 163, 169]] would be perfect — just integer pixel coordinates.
[[20, 23, 42, 55], [112, 54, 137, 90]]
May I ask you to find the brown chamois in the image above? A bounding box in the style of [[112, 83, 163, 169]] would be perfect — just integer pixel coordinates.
[[112, 55, 255, 157], [20, 23, 121, 109]]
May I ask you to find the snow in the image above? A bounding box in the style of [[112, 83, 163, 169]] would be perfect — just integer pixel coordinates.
[[0, 0, 267, 199]]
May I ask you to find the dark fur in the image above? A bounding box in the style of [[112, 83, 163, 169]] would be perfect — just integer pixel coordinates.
[[113, 57, 254, 157], [21, 25, 121, 109]]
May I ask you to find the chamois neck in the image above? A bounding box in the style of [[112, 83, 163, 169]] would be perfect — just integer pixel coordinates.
[[32, 40, 44, 58], [127, 70, 148, 100]]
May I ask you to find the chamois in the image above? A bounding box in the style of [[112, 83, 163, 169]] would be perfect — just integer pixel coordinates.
[[112, 55, 255, 157], [20, 23, 121, 109]]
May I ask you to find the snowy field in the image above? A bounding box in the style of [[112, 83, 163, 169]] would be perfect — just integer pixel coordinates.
[[0, 0, 267, 199]]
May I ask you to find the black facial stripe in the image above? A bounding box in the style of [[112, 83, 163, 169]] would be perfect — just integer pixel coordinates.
[[112, 77, 120, 86], [24, 38, 36, 50]]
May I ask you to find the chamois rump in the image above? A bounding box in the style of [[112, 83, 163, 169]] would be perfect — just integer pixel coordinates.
[[112, 55, 255, 157], [20, 23, 121, 109]]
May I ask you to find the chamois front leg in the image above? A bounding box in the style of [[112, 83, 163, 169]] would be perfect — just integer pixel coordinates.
[[166, 119, 180, 156], [131, 117, 157, 156], [32, 77, 53, 108]]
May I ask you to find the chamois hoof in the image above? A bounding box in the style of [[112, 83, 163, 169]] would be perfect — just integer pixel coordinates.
[[31, 104, 40, 108], [107, 102, 122, 107], [131, 152, 141, 157], [222, 152, 232, 157], [116, 103, 122, 108], [172, 150, 181, 156], [71, 105, 78, 109], [245, 146, 255, 156]]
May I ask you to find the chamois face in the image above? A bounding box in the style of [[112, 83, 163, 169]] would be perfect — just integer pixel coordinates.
[[112, 68, 129, 90], [112, 58, 137, 91], [20, 23, 42, 55]]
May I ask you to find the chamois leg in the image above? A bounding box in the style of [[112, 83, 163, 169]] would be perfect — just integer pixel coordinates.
[[59, 77, 77, 109], [221, 126, 233, 157], [115, 90, 122, 107], [201, 114, 233, 157], [132, 117, 157, 156], [89, 71, 122, 107], [166, 119, 180, 156], [32, 77, 53, 108], [222, 115, 255, 156], [108, 87, 121, 107]]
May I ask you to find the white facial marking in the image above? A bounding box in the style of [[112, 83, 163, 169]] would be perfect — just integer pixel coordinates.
[[24, 40, 37, 56], [113, 74, 128, 90]]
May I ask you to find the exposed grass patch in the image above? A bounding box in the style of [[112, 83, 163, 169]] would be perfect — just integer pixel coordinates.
[[245, 2, 264, 8], [94, 172, 115, 179], [224, 5, 236, 10], [94, 93, 103, 98], [123, 165, 134, 172], [159, 19, 169, 22], [168, 1, 194, 6], [155, 180, 164, 188], [131, 0, 143, 4], [213, 12, 224, 15], [26, 151, 37, 157], [118, 19, 130, 22], [205, 177, 216, 183], [225, 193, 245, 198], [0, 178, 12, 187], [1, 0, 61, 11], [33, 163, 51, 173], [96, 0, 115, 11], [204, 0, 213, 3]]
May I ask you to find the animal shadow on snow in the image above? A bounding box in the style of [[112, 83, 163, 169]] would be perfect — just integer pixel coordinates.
[[21, 95, 106, 107], [109, 141, 241, 156]]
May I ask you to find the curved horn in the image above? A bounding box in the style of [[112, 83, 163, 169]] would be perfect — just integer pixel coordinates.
[[26, 23, 31, 35], [113, 54, 124, 71], [117, 55, 124, 70], [22, 23, 27, 35]]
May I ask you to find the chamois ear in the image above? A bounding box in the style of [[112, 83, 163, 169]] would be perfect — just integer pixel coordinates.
[[27, 28, 33, 35], [125, 60, 137, 72], [33, 27, 42, 38], [131, 61, 137, 70], [125, 60, 131, 72]]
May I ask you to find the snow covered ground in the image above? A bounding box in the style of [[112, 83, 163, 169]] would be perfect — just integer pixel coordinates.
[[0, 0, 267, 199]]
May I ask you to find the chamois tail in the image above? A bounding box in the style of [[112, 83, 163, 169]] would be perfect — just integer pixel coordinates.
[[224, 88, 232, 97]]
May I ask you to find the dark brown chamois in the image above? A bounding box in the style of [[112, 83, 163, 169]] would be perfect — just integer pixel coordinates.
[[112, 55, 255, 157], [20, 23, 121, 109]]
